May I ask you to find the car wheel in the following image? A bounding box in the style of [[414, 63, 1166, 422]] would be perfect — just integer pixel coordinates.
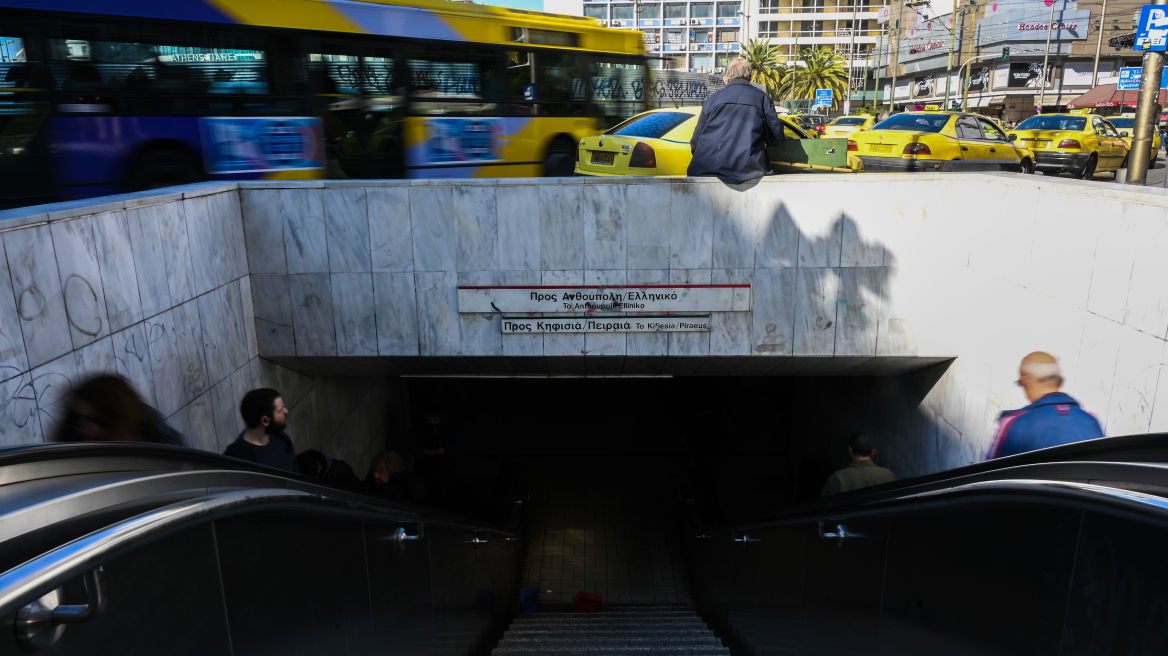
[[1018, 159, 1034, 174], [543, 136, 577, 178], [1079, 155, 1097, 180]]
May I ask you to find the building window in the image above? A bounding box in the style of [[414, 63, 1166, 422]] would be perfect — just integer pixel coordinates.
[[718, 28, 740, 42], [691, 3, 714, 18], [758, 0, 782, 13], [757, 21, 780, 37], [641, 4, 662, 18], [585, 5, 607, 19], [665, 3, 688, 19], [665, 54, 686, 69], [803, 0, 824, 9], [801, 20, 823, 35], [717, 2, 740, 17], [692, 53, 713, 71], [612, 4, 636, 20], [665, 28, 685, 43]]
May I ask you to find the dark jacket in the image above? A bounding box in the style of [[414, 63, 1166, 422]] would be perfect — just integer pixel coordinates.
[[820, 460, 897, 496], [224, 430, 299, 473], [987, 392, 1104, 459], [687, 79, 787, 183]]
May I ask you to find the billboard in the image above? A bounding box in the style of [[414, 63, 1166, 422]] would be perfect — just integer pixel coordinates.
[[966, 65, 992, 93], [1005, 62, 1053, 88], [914, 74, 936, 98], [199, 117, 324, 174]]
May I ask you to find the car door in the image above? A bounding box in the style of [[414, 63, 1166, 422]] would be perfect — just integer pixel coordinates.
[[1091, 117, 1116, 169], [954, 115, 991, 170], [977, 117, 1021, 170], [1102, 120, 1130, 167]]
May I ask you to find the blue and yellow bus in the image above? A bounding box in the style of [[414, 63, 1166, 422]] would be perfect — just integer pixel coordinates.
[[0, 0, 648, 206]]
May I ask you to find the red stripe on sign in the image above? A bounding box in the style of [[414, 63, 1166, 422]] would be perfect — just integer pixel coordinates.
[[458, 285, 751, 289]]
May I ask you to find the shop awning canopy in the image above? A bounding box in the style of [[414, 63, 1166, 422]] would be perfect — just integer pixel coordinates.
[[1066, 83, 1168, 109], [964, 95, 993, 108]]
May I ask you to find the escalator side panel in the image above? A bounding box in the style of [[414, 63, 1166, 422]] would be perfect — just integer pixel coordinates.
[[214, 512, 376, 656], [797, 518, 889, 654], [427, 526, 518, 656], [364, 522, 435, 656]]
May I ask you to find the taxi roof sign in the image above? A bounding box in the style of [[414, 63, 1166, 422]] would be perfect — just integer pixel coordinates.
[[923, 104, 941, 111]]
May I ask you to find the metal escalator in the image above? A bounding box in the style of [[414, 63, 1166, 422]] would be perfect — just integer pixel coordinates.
[[3, 435, 1168, 655]]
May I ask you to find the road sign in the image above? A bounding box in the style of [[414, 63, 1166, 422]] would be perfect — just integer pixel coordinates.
[[877, 5, 891, 23], [815, 89, 833, 107], [1135, 4, 1168, 51], [1117, 66, 1168, 89]]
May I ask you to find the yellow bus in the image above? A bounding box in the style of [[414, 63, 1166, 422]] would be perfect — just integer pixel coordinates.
[[0, 0, 648, 205]]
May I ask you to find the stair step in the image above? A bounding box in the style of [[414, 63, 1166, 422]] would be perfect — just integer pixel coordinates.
[[499, 636, 723, 646], [492, 648, 731, 656]]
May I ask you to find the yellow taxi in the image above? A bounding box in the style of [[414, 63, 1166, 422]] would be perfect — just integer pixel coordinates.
[[823, 115, 876, 139], [1102, 116, 1161, 166], [1007, 113, 1129, 178], [574, 107, 817, 177], [850, 110, 1036, 173]]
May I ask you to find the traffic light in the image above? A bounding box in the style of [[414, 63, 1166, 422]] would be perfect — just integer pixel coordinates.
[[1002, 47, 1010, 60]]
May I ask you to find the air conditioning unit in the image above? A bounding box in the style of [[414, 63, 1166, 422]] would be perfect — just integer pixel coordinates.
[[691, 19, 700, 25], [611, 20, 622, 26]]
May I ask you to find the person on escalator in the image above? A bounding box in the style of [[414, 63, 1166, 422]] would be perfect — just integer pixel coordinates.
[[223, 388, 298, 473], [362, 450, 428, 502], [52, 374, 184, 446], [820, 433, 896, 496], [986, 352, 1104, 460], [296, 449, 361, 490]]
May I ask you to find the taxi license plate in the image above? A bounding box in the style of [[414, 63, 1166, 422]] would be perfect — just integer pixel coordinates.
[[591, 151, 615, 165], [868, 144, 893, 153], [1026, 139, 1050, 146]]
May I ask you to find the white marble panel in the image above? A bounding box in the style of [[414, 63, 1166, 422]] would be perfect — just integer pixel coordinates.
[[250, 275, 296, 356], [281, 189, 329, 274], [210, 377, 240, 452], [1086, 206, 1138, 324], [670, 184, 713, 269], [415, 272, 460, 356], [112, 322, 156, 406], [839, 211, 885, 267], [0, 237, 29, 378], [750, 268, 796, 356], [755, 191, 799, 268], [198, 285, 246, 386], [454, 186, 498, 272], [584, 270, 626, 357], [216, 192, 249, 281], [1074, 313, 1123, 427], [410, 187, 456, 272], [165, 405, 190, 450], [497, 186, 540, 271], [74, 336, 116, 379], [795, 204, 843, 269], [457, 271, 503, 356], [373, 272, 420, 356], [324, 188, 371, 273], [238, 278, 259, 359], [0, 373, 41, 446], [289, 274, 338, 356], [627, 184, 670, 270], [186, 392, 217, 453], [583, 186, 626, 271], [153, 201, 198, 305], [126, 206, 174, 319], [540, 185, 583, 271], [145, 302, 208, 416], [834, 267, 882, 357], [369, 187, 414, 272], [542, 270, 584, 356], [500, 270, 542, 356], [332, 273, 378, 356], [710, 184, 756, 269], [1149, 341, 1168, 434], [1105, 326, 1163, 437], [30, 354, 79, 441], [1123, 202, 1168, 339], [4, 225, 72, 368], [92, 211, 143, 333], [875, 268, 918, 357], [965, 183, 1037, 280], [50, 217, 110, 349], [1026, 202, 1101, 310], [184, 195, 230, 295], [626, 269, 669, 356], [710, 269, 753, 356], [668, 269, 711, 355], [240, 190, 288, 275]]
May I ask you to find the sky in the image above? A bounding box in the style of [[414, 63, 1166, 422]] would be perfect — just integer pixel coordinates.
[[479, 0, 545, 11]]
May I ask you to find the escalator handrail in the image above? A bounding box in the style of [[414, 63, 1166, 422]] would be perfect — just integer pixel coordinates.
[[703, 479, 1168, 536], [0, 485, 509, 621]]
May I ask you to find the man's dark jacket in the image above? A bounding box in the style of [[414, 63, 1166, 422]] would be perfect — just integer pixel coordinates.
[[687, 79, 786, 183]]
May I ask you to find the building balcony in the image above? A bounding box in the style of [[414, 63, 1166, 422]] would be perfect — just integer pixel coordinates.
[[716, 17, 742, 25]]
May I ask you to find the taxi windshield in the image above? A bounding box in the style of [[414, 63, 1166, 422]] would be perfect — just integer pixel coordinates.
[[607, 112, 694, 138], [1016, 116, 1087, 131], [873, 114, 950, 133], [1107, 118, 1135, 128], [832, 117, 868, 125]]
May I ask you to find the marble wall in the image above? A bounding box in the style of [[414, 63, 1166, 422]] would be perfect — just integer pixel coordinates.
[[0, 184, 389, 477]]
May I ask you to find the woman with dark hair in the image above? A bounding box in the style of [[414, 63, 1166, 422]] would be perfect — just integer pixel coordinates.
[[53, 374, 184, 446]]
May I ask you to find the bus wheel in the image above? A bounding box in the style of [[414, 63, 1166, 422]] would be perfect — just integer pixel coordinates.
[[543, 137, 576, 177], [129, 149, 202, 191]]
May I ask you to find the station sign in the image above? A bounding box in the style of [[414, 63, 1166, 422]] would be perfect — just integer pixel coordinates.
[[1136, 4, 1168, 51], [457, 285, 751, 313], [815, 89, 833, 107], [502, 315, 711, 333], [1117, 66, 1168, 89]]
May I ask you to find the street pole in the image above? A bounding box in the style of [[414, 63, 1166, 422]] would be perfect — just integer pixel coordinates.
[[890, 1, 905, 110], [944, 0, 959, 108], [962, 1, 979, 112], [1091, 0, 1109, 86], [1038, 0, 1058, 112], [844, 0, 859, 113], [1125, 0, 1167, 185], [874, 26, 885, 109]]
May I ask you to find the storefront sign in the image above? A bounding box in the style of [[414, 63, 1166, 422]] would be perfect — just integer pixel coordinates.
[[909, 40, 945, 54], [502, 315, 711, 333], [1017, 21, 1078, 31], [457, 285, 752, 313]]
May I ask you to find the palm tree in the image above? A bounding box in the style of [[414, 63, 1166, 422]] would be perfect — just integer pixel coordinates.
[[739, 38, 791, 101], [790, 46, 848, 111]]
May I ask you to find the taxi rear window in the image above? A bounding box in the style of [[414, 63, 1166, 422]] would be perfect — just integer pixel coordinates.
[[833, 117, 867, 125], [873, 114, 949, 133], [1016, 116, 1087, 131], [607, 112, 694, 139]]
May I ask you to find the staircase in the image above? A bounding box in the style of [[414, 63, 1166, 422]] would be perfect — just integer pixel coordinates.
[[490, 606, 730, 655]]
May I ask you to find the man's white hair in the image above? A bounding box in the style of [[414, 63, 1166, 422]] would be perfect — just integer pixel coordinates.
[[1021, 357, 1062, 381]]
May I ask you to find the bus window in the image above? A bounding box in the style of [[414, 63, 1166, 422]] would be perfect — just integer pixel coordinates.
[[309, 46, 403, 178], [0, 22, 54, 208], [590, 59, 646, 127], [407, 48, 529, 115], [535, 52, 586, 115]]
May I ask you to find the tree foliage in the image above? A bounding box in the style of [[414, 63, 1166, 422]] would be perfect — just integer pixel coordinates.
[[789, 46, 849, 111], [740, 38, 793, 100]]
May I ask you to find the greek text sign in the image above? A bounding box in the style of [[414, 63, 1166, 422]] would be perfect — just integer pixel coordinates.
[[457, 285, 751, 313], [502, 315, 711, 333]]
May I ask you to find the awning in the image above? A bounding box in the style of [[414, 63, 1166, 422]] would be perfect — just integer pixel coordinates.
[[988, 95, 1008, 105], [964, 95, 993, 108], [1065, 83, 1168, 109]]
